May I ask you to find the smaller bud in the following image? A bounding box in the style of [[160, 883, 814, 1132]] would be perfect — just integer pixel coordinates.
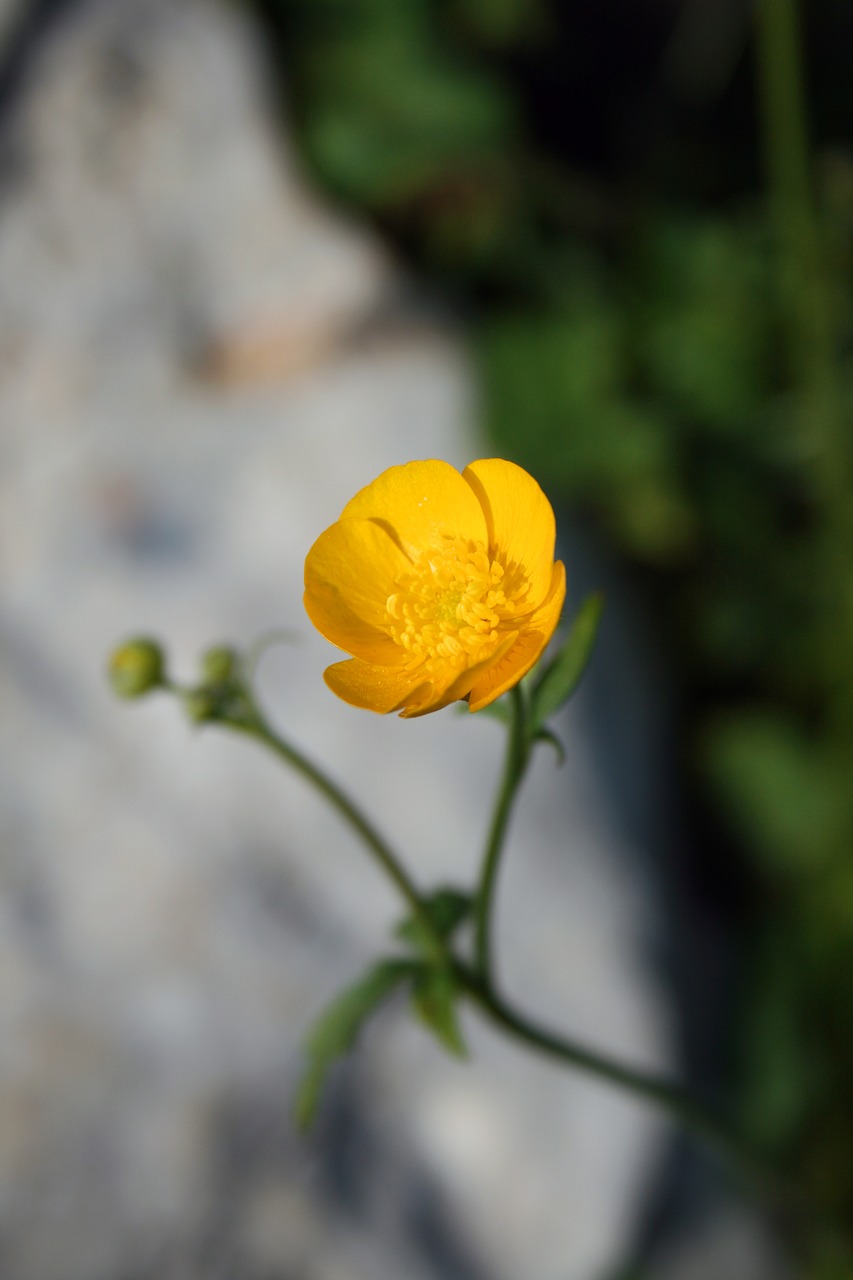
[[108, 638, 165, 699], [200, 645, 238, 684]]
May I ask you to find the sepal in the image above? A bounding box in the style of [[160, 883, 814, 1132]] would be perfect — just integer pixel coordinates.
[[530, 592, 603, 732]]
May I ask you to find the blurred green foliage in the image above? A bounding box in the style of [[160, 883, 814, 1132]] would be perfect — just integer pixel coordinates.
[[246, 0, 853, 1262]]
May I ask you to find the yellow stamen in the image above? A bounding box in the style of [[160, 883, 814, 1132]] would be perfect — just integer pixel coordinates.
[[385, 536, 531, 675]]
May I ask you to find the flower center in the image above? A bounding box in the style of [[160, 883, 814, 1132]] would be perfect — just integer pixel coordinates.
[[385, 536, 529, 671]]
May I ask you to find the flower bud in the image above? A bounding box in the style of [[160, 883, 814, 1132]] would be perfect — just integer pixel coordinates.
[[200, 645, 238, 684], [108, 638, 165, 699]]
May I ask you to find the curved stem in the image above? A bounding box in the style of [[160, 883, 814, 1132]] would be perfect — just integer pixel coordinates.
[[233, 711, 447, 959], [474, 685, 529, 983], [459, 967, 747, 1163]]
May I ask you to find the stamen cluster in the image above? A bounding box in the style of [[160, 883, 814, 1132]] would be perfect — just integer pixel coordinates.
[[381, 532, 527, 670], [385, 537, 529, 672]]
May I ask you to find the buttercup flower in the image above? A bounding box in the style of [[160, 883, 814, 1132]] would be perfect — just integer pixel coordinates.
[[304, 459, 566, 717]]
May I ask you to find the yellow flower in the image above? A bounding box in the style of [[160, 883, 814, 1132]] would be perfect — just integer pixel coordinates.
[[303, 458, 566, 717]]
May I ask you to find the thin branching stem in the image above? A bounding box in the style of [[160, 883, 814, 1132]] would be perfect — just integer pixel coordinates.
[[209, 681, 768, 1183], [232, 709, 447, 959]]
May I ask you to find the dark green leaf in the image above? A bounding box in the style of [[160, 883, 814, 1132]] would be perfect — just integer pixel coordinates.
[[295, 959, 414, 1130], [530, 593, 604, 729], [411, 966, 467, 1057], [395, 887, 472, 955]]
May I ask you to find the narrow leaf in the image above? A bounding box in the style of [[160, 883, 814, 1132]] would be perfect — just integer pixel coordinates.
[[294, 1061, 327, 1133], [531, 592, 604, 729], [295, 959, 414, 1130], [411, 966, 467, 1058]]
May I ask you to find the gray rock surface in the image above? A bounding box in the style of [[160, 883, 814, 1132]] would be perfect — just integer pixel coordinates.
[[0, 0, 26, 51], [0, 2, 680, 1277]]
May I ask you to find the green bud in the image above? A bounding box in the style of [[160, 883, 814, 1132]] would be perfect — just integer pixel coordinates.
[[200, 645, 238, 684], [183, 688, 219, 724], [108, 638, 165, 699]]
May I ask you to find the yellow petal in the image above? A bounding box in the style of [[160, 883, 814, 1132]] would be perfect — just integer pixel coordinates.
[[528, 558, 567, 631], [304, 518, 410, 663], [324, 658, 434, 714], [398, 632, 520, 718], [462, 459, 556, 604], [341, 459, 488, 559], [467, 560, 566, 712]]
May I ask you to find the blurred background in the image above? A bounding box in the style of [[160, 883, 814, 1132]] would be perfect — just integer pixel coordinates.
[[1, 0, 852, 1276]]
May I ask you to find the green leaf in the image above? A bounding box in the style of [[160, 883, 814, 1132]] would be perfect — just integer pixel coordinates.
[[637, 217, 770, 432], [701, 711, 846, 876], [395, 887, 472, 955], [530, 593, 604, 729], [533, 725, 565, 764], [295, 959, 414, 1130], [411, 966, 467, 1057]]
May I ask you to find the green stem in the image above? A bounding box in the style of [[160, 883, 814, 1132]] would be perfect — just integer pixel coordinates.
[[754, 0, 833, 414], [232, 711, 447, 958], [472, 980, 727, 1142], [458, 967, 769, 1178], [474, 685, 529, 983], [754, 0, 853, 731]]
